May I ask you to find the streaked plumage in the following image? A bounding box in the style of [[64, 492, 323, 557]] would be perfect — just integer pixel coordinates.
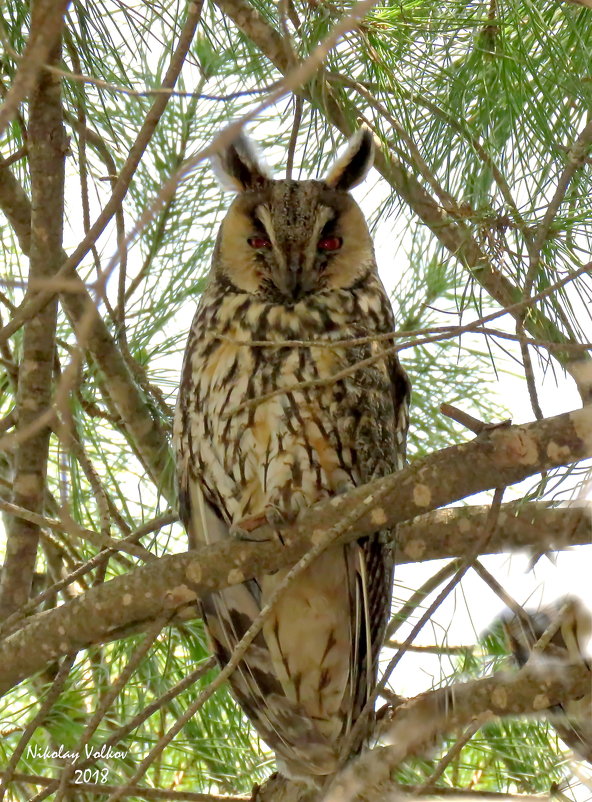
[[174, 130, 410, 780]]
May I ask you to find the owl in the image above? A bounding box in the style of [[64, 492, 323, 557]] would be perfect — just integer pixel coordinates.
[[174, 129, 411, 781], [503, 597, 592, 764]]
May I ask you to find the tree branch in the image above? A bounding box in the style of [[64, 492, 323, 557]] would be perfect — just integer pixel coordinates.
[[0, 2, 67, 619], [324, 661, 591, 802], [395, 500, 591, 564], [1, 406, 591, 694]]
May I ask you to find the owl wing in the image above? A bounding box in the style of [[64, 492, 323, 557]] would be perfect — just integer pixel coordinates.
[[389, 352, 412, 464], [350, 350, 411, 726]]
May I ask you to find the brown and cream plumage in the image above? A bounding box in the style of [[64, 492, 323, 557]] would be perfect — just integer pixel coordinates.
[[174, 130, 410, 780]]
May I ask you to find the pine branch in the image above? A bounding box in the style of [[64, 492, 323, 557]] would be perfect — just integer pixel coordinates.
[[395, 501, 591, 564], [1, 405, 591, 695], [324, 661, 591, 802]]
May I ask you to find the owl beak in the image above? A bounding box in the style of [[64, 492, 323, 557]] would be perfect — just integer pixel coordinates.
[[288, 260, 303, 295], [273, 259, 307, 300]]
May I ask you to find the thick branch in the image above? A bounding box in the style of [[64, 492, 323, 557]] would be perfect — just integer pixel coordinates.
[[396, 500, 591, 563], [0, 5, 67, 619], [1, 407, 591, 694], [324, 661, 591, 802]]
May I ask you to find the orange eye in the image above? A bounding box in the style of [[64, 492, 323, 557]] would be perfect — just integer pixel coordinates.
[[248, 236, 271, 249], [317, 236, 342, 251]]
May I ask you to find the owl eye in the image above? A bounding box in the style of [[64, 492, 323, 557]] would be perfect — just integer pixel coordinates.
[[247, 236, 272, 249], [317, 236, 342, 252]]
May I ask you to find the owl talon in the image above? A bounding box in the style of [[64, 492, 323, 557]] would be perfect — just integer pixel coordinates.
[[230, 514, 273, 542], [229, 523, 254, 540], [264, 505, 291, 527], [229, 506, 294, 543]]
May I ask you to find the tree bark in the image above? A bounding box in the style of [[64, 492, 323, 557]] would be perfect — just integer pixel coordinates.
[[0, 1, 68, 619], [1, 401, 591, 693]]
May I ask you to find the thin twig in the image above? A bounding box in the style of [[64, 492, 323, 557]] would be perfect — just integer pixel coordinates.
[[517, 327, 545, 421], [47, 615, 171, 802], [286, 94, 303, 179], [385, 559, 465, 640], [384, 641, 476, 656], [44, 60, 277, 101], [471, 561, 529, 624], [0, 499, 154, 562], [0, 653, 77, 801], [440, 404, 492, 435], [412, 713, 493, 795]]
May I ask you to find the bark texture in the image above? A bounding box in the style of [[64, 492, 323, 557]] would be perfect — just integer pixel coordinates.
[[0, 3, 67, 619], [0, 402, 591, 693]]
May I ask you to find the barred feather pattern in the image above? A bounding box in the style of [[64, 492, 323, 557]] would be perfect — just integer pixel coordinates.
[[174, 268, 409, 780]]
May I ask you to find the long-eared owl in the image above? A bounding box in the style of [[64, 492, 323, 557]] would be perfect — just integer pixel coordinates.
[[174, 129, 411, 780]]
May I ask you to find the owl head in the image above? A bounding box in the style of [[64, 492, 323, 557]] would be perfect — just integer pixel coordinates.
[[212, 129, 376, 303]]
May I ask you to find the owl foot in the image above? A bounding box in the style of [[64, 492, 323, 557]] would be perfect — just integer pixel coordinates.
[[264, 504, 292, 528], [229, 514, 270, 541], [230, 505, 293, 543]]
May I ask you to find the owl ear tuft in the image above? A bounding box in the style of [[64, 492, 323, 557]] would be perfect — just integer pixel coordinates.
[[211, 133, 272, 192], [325, 128, 375, 191]]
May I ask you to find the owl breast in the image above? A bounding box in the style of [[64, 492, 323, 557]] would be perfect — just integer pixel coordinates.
[[178, 277, 402, 532]]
